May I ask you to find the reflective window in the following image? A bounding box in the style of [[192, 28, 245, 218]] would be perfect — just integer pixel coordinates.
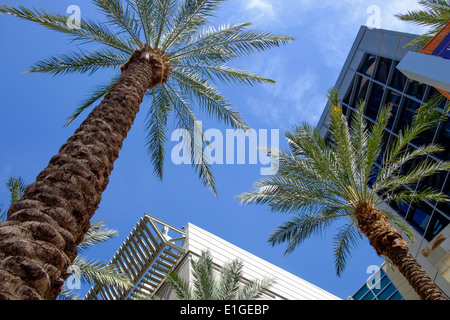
[[418, 168, 446, 194], [353, 286, 369, 300], [406, 80, 426, 101], [343, 78, 354, 105], [365, 83, 385, 120], [401, 151, 425, 178], [389, 201, 410, 217], [436, 119, 450, 161], [408, 203, 433, 235], [389, 61, 407, 91], [426, 87, 449, 111], [374, 57, 392, 83], [389, 291, 404, 300], [378, 283, 397, 300], [437, 172, 450, 217], [361, 290, 375, 300], [384, 90, 402, 130], [396, 98, 421, 132], [352, 268, 403, 300], [426, 211, 449, 241], [353, 75, 370, 107], [358, 53, 377, 77], [368, 164, 381, 186], [379, 133, 390, 161], [412, 126, 436, 147], [342, 104, 348, 118]]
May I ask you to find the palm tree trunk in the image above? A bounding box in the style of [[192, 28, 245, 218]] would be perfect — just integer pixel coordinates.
[[0, 47, 170, 300], [355, 202, 447, 300]]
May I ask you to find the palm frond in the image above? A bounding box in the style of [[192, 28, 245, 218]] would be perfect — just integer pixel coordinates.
[[395, 0, 450, 48], [0, 204, 6, 223], [161, 0, 227, 51], [145, 85, 171, 179], [125, 0, 156, 46], [164, 271, 193, 300], [153, 0, 179, 48], [382, 102, 446, 171], [57, 287, 81, 300], [77, 221, 118, 254], [27, 47, 127, 76], [162, 83, 217, 195], [93, 0, 143, 48], [0, 4, 134, 53], [285, 123, 354, 203], [170, 68, 248, 130], [388, 186, 450, 206], [396, 0, 450, 28], [333, 223, 362, 277], [170, 22, 294, 62], [373, 144, 445, 195], [217, 258, 244, 300], [174, 62, 276, 86], [65, 74, 121, 126], [267, 208, 349, 255], [237, 277, 275, 300], [73, 256, 132, 290], [327, 90, 360, 199], [348, 102, 370, 197], [7, 177, 26, 206], [191, 250, 216, 300]]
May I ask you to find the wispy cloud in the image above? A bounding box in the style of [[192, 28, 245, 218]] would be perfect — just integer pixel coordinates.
[[227, 0, 431, 130], [243, 54, 327, 129], [244, 0, 276, 22]]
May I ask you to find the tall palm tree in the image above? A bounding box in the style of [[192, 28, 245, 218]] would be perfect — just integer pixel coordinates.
[[396, 0, 450, 48], [0, 177, 132, 300], [136, 250, 274, 300], [238, 90, 450, 300], [0, 0, 293, 300]]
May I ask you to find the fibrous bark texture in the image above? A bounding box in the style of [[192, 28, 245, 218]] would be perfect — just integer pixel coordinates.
[[355, 202, 447, 300], [0, 47, 170, 300]]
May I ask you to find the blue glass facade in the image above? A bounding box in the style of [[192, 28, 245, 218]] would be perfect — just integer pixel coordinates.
[[335, 52, 449, 242], [352, 269, 404, 300], [318, 26, 450, 299]]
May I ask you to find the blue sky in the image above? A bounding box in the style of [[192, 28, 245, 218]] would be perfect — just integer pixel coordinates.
[[0, 0, 428, 299]]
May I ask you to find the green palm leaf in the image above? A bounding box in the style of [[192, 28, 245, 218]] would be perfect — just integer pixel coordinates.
[[396, 0, 450, 48], [27, 48, 127, 76]]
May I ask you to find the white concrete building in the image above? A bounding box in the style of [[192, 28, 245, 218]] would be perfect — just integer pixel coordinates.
[[85, 214, 340, 300]]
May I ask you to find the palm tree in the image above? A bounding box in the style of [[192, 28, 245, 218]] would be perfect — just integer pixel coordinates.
[[396, 0, 450, 48], [137, 250, 274, 300], [238, 89, 450, 300], [0, 1, 292, 300], [0, 177, 131, 300]]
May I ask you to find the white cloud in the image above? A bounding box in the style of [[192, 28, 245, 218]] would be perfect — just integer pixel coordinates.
[[245, 63, 326, 128], [228, 0, 432, 129]]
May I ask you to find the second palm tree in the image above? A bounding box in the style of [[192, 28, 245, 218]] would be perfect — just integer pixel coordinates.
[[239, 90, 450, 300]]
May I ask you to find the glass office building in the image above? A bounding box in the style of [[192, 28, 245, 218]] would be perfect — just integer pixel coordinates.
[[351, 268, 404, 300], [317, 26, 450, 299]]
